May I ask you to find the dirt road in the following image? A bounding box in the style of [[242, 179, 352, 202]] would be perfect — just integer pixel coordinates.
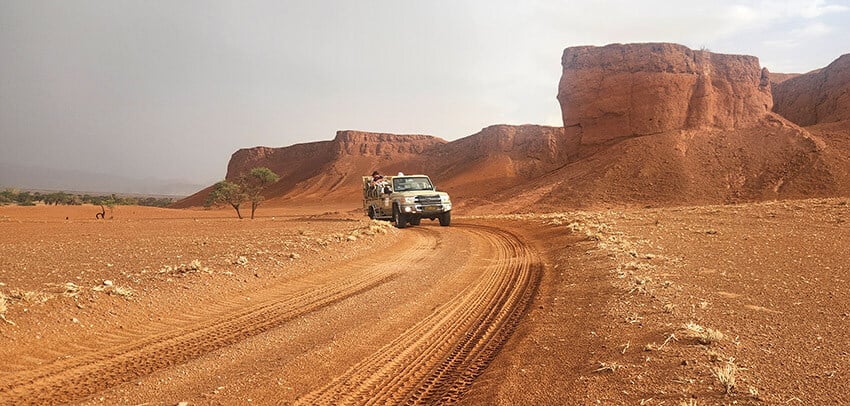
[[0, 214, 540, 405], [2, 200, 848, 404]]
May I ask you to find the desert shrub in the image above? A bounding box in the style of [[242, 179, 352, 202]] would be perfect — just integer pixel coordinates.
[[713, 361, 737, 393]]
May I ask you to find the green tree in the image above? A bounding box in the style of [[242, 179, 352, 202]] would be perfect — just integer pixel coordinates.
[[206, 180, 247, 219], [240, 167, 280, 219], [0, 189, 15, 204]]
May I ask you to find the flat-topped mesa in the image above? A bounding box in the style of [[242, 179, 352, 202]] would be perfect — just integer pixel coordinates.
[[558, 43, 773, 144], [225, 142, 334, 181], [333, 130, 447, 156]]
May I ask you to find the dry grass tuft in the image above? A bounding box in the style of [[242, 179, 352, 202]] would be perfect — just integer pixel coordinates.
[[712, 360, 738, 394], [92, 282, 134, 298], [0, 292, 12, 325], [683, 322, 724, 345], [9, 290, 52, 304], [160, 259, 211, 275], [361, 220, 395, 236], [594, 361, 625, 373], [47, 282, 81, 297]]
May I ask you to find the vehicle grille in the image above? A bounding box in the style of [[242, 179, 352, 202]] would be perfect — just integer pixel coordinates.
[[415, 195, 442, 205]]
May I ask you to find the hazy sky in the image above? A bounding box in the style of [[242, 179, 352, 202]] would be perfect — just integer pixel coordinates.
[[1, 1, 849, 191]]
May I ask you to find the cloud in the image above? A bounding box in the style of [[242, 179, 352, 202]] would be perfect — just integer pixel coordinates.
[[796, 0, 850, 18]]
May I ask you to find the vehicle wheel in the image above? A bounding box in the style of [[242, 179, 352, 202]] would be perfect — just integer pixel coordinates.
[[393, 205, 407, 229], [439, 211, 451, 226], [409, 217, 421, 226], [368, 206, 376, 220]]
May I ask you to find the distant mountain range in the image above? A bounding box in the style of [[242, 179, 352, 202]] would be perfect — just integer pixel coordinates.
[[0, 163, 208, 197]]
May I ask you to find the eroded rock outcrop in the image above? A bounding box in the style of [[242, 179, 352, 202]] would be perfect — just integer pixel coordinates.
[[773, 54, 850, 126], [558, 43, 773, 144], [174, 130, 447, 207], [333, 130, 446, 157], [177, 44, 850, 211]]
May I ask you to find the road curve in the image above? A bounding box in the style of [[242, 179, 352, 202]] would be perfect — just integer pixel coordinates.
[[0, 222, 541, 405], [296, 224, 542, 405]]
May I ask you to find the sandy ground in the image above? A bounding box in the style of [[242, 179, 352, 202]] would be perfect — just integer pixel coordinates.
[[0, 200, 848, 405]]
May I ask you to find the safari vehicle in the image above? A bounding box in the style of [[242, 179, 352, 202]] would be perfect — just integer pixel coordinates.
[[362, 174, 452, 228]]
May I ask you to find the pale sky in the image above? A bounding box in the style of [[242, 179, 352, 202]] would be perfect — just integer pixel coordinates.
[[1, 0, 849, 193]]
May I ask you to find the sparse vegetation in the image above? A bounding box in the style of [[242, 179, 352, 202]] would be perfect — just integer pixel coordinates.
[[92, 281, 135, 298], [712, 360, 738, 394], [594, 361, 625, 373], [206, 180, 247, 218], [0, 188, 173, 207], [241, 167, 281, 220], [683, 322, 724, 345], [0, 292, 11, 325], [205, 167, 280, 219], [159, 259, 211, 275]]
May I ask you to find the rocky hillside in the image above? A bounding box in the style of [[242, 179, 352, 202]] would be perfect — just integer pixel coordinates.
[[177, 44, 850, 212], [174, 131, 447, 208], [772, 54, 850, 126]]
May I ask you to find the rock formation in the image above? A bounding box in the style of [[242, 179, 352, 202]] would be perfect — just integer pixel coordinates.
[[557, 43, 773, 144], [428, 125, 572, 199], [176, 44, 850, 212], [772, 54, 850, 126]]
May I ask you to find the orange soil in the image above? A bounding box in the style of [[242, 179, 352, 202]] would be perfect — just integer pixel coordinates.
[[1, 199, 848, 404]]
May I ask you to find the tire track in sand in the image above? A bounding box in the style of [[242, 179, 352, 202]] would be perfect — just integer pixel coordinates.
[[296, 224, 541, 405], [0, 232, 438, 405]]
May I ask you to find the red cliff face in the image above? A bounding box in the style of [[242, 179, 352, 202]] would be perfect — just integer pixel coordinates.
[[773, 54, 850, 126], [557, 43, 773, 144], [332, 130, 447, 157], [225, 142, 334, 181], [176, 44, 850, 211], [224, 131, 446, 181]]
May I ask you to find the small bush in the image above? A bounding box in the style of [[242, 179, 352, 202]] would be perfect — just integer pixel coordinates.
[[713, 361, 737, 394]]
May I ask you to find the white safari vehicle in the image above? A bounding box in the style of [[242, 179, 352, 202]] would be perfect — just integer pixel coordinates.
[[362, 174, 452, 228]]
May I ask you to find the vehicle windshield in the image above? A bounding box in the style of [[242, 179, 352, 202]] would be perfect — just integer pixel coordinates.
[[392, 177, 434, 192]]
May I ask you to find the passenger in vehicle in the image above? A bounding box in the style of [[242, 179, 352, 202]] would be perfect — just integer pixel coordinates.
[[371, 171, 391, 194]]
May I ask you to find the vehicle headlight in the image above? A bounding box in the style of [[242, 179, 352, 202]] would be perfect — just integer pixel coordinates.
[[404, 196, 416, 204], [440, 195, 451, 204]]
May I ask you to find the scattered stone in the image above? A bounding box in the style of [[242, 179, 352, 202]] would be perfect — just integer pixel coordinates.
[[103, 280, 114, 287]]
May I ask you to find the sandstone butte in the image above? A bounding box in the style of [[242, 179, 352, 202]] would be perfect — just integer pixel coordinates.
[[175, 43, 850, 211], [557, 42, 773, 145]]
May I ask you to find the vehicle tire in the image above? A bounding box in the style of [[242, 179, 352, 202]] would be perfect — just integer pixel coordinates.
[[368, 206, 376, 220], [409, 217, 421, 226], [439, 211, 451, 226], [393, 205, 407, 229]]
